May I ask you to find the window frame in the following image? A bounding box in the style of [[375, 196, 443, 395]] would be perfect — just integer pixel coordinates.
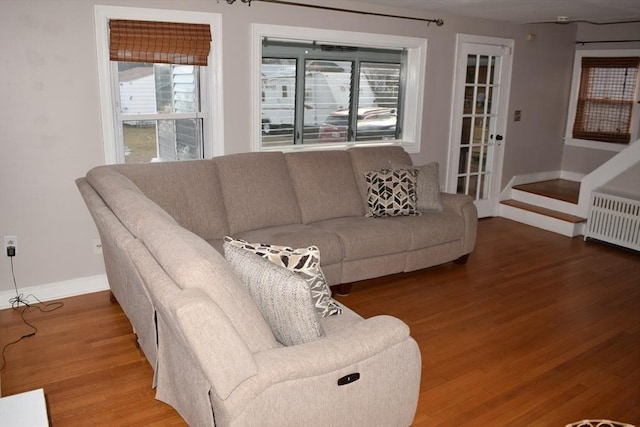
[[94, 5, 224, 164], [251, 24, 428, 153], [565, 49, 640, 153]]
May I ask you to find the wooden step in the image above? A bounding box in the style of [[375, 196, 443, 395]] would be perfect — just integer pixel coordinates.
[[512, 179, 580, 204], [501, 199, 586, 223]]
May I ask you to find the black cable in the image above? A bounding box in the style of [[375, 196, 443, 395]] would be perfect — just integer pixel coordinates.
[[1, 257, 64, 371]]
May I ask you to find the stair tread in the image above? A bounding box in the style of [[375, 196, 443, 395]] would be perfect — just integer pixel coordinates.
[[512, 179, 580, 204], [501, 199, 586, 223]]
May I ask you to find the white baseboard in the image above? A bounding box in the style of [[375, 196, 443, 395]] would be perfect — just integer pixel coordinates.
[[0, 274, 109, 310]]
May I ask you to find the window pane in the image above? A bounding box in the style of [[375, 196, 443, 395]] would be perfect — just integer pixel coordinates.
[[118, 62, 199, 115], [123, 122, 156, 163], [158, 118, 202, 161], [572, 57, 639, 144], [357, 62, 400, 141], [308, 60, 352, 143], [123, 118, 202, 163], [261, 58, 296, 146]]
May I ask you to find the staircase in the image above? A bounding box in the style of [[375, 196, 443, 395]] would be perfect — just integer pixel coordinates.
[[499, 179, 586, 237]]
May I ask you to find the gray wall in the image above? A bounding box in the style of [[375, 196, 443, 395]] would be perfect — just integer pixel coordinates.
[[0, 0, 578, 292]]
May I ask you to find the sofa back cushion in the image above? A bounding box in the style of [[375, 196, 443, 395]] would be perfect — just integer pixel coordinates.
[[111, 160, 229, 241], [348, 146, 413, 208], [137, 213, 279, 353], [214, 152, 302, 234], [285, 151, 364, 223], [86, 167, 178, 237]]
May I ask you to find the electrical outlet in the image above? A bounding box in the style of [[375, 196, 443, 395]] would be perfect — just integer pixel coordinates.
[[93, 238, 103, 255], [4, 235, 17, 257]]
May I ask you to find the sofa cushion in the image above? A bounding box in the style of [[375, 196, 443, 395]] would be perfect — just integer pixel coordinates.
[[224, 243, 325, 346], [111, 160, 230, 241], [312, 216, 412, 261], [224, 237, 342, 317], [86, 167, 178, 237], [137, 214, 279, 353], [364, 168, 421, 217], [391, 161, 444, 212], [349, 146, 413, 208], [379, 212, 465, 250], [214, 152, 302, 235], [235, 224, 344, 266], [285, 151, 365, 223]]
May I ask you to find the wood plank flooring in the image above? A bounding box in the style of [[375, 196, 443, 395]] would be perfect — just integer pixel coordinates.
[[1, 218, 639, 426]]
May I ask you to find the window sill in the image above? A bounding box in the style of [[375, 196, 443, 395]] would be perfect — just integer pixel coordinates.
[[564, 137, 628, 153], [259, 139, 419, 154]]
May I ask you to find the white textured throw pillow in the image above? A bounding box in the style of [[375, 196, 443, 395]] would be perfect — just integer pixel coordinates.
[[223, 237, 342, 317], [391, 161, 444, 212], [223, 242, 324, 346]]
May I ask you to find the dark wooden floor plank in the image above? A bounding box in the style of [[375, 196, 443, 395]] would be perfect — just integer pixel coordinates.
[[1, 217, 638, 426]]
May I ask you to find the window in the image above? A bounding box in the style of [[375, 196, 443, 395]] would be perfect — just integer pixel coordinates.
[[566, 49, 640, 150], [94, 6, 224, 164], [252, 25, 427, 153]]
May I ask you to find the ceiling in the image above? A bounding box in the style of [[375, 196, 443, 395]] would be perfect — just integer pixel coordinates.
[[351, 0, 640, 24]]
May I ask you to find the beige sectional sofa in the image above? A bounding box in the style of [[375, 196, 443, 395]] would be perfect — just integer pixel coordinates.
[[76, 146, 477, 426]]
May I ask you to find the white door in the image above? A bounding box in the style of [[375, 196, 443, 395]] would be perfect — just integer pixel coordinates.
[[447, 35, 514, 218]]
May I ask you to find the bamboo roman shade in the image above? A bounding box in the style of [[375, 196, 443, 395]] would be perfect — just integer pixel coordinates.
[[109, 20, 212, 66], [572, 56, 639, 144]]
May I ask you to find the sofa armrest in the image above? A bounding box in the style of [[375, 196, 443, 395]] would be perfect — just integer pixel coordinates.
[[170, 288, 259, 401], [211, 314, 420, 426], [441, 192, 478, 255], [440, 192, 473, 215], [249, 314, 412, 387]]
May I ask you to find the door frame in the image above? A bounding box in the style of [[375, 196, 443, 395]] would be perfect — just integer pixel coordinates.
[[446, 34, 514, 217]]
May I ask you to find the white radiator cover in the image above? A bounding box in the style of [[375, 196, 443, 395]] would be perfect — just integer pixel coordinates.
[[584, 191, 640, 251]]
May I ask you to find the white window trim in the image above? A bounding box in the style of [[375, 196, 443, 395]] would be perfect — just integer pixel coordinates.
[[94, 5, 224, 164], [251, 24, 427, 153], [564, 48, 640, 153]]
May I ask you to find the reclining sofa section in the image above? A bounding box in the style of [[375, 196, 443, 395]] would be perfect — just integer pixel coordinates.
[[76, 146, 477, 426]]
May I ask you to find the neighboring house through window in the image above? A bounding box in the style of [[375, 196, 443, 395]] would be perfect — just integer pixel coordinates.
[[94, 6, 224, 164], [566, 49, 640, 151], [252, 25, 428, 153]]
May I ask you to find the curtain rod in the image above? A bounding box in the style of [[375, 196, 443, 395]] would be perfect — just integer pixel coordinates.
[[252, 0, 445, 27], [576, 39, 640, 45]]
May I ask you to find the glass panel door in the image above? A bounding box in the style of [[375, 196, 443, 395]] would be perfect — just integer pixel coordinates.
[[447, 37, 513, 217]]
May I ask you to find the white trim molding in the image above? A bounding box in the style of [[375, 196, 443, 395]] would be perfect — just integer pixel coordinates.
[[0, 274, 109, 310], [94, 5, 225, 163]]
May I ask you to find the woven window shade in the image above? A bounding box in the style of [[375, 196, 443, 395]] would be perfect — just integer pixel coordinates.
[[109, 20, 212, 66], [572, 56, 639, 144]]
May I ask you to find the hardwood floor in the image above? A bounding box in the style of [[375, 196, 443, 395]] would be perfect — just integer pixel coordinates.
[[1, 218, 639, 426]]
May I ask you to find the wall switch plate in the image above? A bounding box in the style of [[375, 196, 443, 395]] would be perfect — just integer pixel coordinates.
[[4, 235, 17, 256], [514, 110, 522, 121]]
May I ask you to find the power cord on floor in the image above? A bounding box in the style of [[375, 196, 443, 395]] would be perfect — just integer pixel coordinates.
[[1, 256, 64, 371]]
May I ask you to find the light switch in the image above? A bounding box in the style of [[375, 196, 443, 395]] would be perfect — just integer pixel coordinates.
[[514, 110, 522, 121]]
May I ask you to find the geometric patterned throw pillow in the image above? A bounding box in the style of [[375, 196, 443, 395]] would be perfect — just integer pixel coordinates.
[[223, 237, 342, 317], [365, 168, 421, 218], [565, 420, 636, 427], [566, 420, 635, 427]]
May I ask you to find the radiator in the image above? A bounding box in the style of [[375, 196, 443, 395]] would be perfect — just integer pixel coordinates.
[[584, 191, 640, 251]]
